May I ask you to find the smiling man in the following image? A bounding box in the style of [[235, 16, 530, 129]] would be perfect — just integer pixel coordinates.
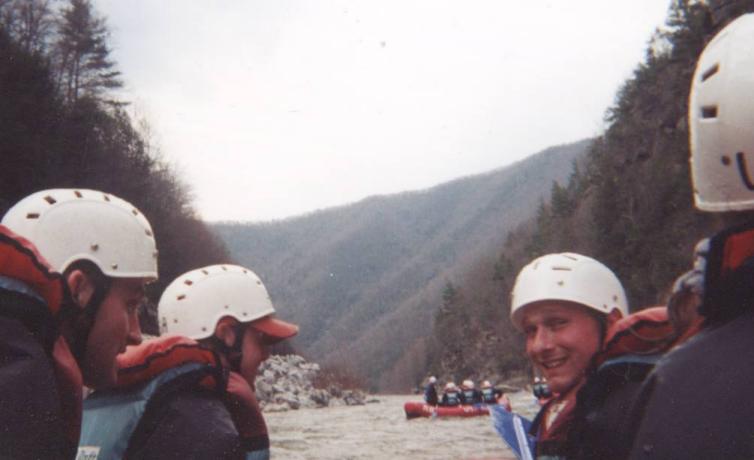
[[509, 253, 627, 459]]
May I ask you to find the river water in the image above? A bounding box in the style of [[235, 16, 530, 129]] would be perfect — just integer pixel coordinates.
[[266, 391, 540, 460]]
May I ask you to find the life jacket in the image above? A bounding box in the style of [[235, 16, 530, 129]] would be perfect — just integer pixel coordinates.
[[0, 226, 82, 449], [423, 384, 438, 405], [481, 388, 497, 404], [596, 305, 702, 370], [565, 306, 702, 460], [79, 335, 269, 459], [530, 385, 579, 459], [442, 390, 461, 406], [462, 388, 476, 404]]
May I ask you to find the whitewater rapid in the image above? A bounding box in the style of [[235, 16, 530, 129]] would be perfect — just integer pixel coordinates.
[[266, 391, 540, 459]]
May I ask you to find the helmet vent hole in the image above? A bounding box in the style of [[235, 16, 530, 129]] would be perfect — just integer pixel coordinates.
[[145, 229, 152, 237], [563, 254, 578, 261], [224, 305, 229, 309], [131, 209, 139, 216], [103, 194, 110, 202], [221, 266, 228, 271], [201, 269, 209, 275], [74, 190, 83, 198], [551, 266, 572, 271], [184, 280, 193, 286], [701, 106, 718, 119], [177, 294, 186, 301], [701, 63, 718, 82], [26, 212, 40, 219], [722, 155, 732, 166], [111, 264, 118, 270], [44, 195, 56, 204]]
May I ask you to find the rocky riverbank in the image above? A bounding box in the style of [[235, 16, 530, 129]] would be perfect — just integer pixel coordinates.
[[255, 355, 368, 412]]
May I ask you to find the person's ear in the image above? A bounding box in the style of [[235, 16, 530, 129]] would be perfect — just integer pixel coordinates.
[[214, 318, 237, 347], [66, 269, 95, 310], [606, 308, 623, 328]]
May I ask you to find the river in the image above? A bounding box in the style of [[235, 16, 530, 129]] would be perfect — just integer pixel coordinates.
[[266, 391, 540, 460]]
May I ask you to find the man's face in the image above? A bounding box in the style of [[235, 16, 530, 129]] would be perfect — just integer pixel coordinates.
[[521, 301, 602, 395], [239, 324, 272, 387], [82, 278, 145, 388]]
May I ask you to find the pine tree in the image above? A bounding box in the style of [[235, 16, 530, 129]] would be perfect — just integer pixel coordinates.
[[54, 0, 121, 105]]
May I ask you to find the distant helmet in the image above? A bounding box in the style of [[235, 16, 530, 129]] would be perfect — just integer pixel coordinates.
[[429, 376, 437, 384], [159, 264, 298, 341], [481, 380, 492, 389], [689, 14, 754, 211], [462, 379, 474, 389], [2, 189, 157, 279], [510, 253, 628, 330], [444, 382, 456, 391]]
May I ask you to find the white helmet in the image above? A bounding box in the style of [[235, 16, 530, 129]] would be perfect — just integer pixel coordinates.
[[689, 14, 754, 212], [159, 264, 298, 341], [2, 189, 157, 279], [510, 253, 628, 330], [462, 379, 474, 389], [429, 376, 437, 384]]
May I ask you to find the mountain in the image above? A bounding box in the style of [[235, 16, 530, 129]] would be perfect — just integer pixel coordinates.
[[213, 139, 590, 390]]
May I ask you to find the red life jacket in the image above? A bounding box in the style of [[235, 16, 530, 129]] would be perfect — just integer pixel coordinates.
[[115, 335, 268, 448], [597, 305, 703, 368], [0, 225, 82, 447]]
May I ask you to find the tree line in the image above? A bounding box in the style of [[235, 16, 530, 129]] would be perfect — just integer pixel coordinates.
[[0, 0, 229, 333]]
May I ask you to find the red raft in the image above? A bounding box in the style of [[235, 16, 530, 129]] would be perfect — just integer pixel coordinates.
[[404, 396, 511, 419]]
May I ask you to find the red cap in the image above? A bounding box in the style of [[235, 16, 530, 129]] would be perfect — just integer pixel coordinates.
[[250, 315, 299, 343]]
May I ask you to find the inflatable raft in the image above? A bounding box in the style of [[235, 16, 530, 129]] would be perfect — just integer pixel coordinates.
[[404, 396, 511, 419]]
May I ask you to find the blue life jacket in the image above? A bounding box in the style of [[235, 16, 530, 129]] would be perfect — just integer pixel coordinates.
[[481, 388, 496, 404], [78, 363, 207, 460]]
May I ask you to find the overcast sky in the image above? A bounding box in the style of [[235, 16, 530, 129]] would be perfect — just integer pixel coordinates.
[[95, 0, 671, 222]]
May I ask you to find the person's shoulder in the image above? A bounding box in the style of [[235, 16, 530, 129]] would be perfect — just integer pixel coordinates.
[[127, 387, 243, 459]]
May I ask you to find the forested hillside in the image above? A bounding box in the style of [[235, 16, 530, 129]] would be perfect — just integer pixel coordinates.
[[426, 0, 754, 386], [0, 0, 228, 329], [215, 139, 589, 390]]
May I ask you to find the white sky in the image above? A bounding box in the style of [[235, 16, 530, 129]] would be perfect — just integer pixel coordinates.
[[95, 0, 671, 222]]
